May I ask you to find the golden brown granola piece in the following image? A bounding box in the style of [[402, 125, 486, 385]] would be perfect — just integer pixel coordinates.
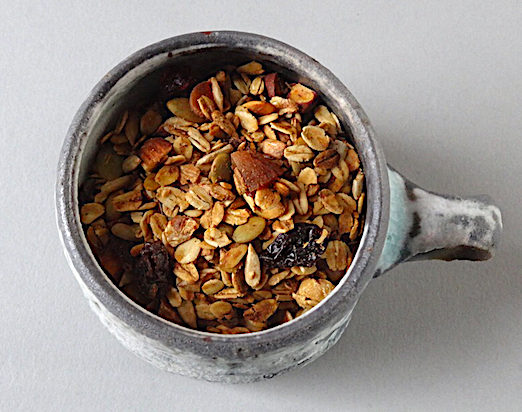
[[243, 299, 278, 323], [163, 216, 199, 247]]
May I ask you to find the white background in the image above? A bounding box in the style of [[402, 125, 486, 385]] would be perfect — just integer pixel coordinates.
[[1, 1, 521, 411]]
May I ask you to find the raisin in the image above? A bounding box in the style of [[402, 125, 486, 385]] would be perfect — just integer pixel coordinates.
[[159, 65, 196, 100], [97, 237, 133, 282], [133, 241, 173, 301], [259, 223, 327, 269]]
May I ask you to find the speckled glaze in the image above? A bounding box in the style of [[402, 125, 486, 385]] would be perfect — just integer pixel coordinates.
[[55, 31, 502, 383]]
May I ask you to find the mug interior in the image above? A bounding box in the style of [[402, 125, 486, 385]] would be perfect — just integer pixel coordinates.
[[81, 48, 358, 182], [67, 32, 388, 343]]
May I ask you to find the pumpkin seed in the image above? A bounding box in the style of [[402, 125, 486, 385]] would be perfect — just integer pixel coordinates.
[[231, 216, 266, 243], [209, 152, 231, 183], [94, 145, 123, 180]]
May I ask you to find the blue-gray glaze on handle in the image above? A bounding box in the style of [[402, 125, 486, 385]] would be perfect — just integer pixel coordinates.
[[376, 167, 502, 277]]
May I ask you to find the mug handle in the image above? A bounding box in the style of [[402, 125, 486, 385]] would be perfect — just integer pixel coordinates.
[[375, 166, 502, 277]]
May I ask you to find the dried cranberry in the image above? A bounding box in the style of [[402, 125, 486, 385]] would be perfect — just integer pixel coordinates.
[[133, 241, 173, 300], [259, 223, 327, 269]]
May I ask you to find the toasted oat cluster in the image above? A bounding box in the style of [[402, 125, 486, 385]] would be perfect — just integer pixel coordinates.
[[80, 61, 365, 334]]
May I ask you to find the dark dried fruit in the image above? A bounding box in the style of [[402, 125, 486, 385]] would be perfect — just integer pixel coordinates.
[[133, 241, 173, 301], [159, 65, 196, 99], [231, 150, 285, 193], [259, 223, 327, 268], [97, 237, 133, 282]]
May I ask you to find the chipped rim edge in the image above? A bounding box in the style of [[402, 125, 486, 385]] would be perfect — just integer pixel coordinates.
[[55, 31, 389, 355]]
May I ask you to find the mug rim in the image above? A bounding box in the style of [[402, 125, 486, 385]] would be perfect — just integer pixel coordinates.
[[56, 31, 389, 352]]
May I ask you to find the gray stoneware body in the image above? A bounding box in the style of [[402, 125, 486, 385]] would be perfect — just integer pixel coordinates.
[[56, 31, 502, 383]]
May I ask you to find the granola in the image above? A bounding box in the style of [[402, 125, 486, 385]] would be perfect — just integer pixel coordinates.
[[79, 61, 366, 334]]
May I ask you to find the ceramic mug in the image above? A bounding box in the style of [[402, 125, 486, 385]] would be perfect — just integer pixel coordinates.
[[56, 31, 502, 383]]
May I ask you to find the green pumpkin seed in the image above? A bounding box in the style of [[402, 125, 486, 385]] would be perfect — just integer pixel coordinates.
[[94, 145, 123, 180], [209, 152, 231, 183]]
